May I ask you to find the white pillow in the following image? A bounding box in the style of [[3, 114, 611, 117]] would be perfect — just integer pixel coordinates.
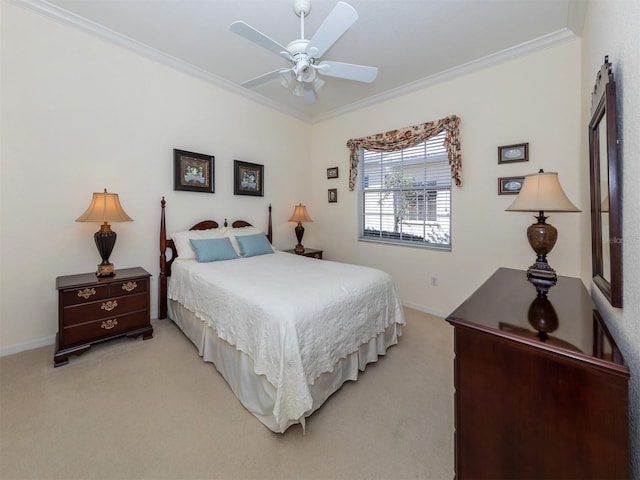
[[222, 226, 268, 255], [171, 228, 224, 261]]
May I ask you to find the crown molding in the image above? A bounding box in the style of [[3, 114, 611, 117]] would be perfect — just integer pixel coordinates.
[[9, 0, 313, 123], [314, 28, 579, 123], [11, 0, 578, 125]]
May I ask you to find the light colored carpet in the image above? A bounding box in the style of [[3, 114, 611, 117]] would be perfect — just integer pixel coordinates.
[[0, 308, 454, 480]]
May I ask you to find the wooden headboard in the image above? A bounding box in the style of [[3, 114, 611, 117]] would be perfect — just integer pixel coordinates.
[[158, 197, 273, 319]]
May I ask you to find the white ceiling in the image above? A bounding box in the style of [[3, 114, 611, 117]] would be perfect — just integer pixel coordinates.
[[18, 0, 585, 123]]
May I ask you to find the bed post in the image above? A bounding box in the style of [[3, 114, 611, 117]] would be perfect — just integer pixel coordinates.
[[268, 204, 273, 244], [159, 197, 168, 320]]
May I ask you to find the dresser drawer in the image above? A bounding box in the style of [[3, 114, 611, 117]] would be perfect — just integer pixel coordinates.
[[61, 284, 109, 306], [62, 293, 148, 326], [60, 277, 148, 306], [110, 278, 148, 297], [61, 310, 150, 347]]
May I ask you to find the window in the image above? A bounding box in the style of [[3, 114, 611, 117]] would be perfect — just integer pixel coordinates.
[[358, 130, 451, 249]]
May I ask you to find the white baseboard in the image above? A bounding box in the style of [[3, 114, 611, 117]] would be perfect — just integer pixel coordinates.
[[0, 335, 55, 358], [402, 301, 447, 319]]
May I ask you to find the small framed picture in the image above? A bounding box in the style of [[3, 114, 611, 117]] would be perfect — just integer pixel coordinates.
[[234, 160, 264, 196], [173, 149, 215, 193], [327, 167, 339, 179], [328, 188, 338, 203], [498, 143, 529, 164], [498, 176, 525, 195]]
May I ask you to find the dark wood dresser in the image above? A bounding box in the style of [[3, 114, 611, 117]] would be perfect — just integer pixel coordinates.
[[55, 267, 153, 367], [446, 267, 629, 479]]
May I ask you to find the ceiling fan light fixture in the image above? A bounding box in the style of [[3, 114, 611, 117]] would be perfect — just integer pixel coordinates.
[[279, 70, 294, 88], [313, 77, 326, 91], [292, 82, 305, 97], [293, 57, 316, 82]]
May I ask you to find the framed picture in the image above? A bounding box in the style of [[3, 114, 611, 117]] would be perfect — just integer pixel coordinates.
[[328, 188, 338, 203], [498, 176, 525, 195], [498, 143, 529, 164], [234, 160, 264, 196], [327, 167, 339, 179], [173, 149, 214, 193]]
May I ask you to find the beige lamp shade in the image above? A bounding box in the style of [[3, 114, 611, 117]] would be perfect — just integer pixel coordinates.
[[288, 204, 313, 223], [506, 171, 580, 213], [76, 189, 133, 223]]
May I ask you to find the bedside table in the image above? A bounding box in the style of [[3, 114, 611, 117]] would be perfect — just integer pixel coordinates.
[[284, 248, 323, 259], [54, 267, 153, 367]]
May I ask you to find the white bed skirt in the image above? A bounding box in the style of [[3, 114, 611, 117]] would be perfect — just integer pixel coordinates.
[[168, 299, 402, 433]]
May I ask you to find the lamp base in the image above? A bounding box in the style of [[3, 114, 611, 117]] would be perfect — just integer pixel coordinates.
[[97, 262, 115, 277], [294, 222, 305, 253], [525, 212, 558, 296], [94, 223, 117, 277], [527, 264, 557, 296]]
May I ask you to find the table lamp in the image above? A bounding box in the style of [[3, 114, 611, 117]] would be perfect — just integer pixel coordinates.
[[288, 203, 313, 253], [506, 169, 580, 294], [76, 189, 133, 277]]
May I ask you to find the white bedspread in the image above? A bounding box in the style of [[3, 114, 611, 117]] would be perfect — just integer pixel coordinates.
[[168, 251, 404, 429]]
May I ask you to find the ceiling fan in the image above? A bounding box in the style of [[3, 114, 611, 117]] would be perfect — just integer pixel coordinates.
[[230, 0, 378, 105]]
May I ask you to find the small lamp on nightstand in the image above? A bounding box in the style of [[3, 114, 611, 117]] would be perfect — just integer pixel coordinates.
[[506, 169, 580, 295], [76, 189, 133, 277], [288, 203, 313, 253]]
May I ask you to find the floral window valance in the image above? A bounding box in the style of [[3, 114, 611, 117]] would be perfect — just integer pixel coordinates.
[[346, 115, 462, 190]]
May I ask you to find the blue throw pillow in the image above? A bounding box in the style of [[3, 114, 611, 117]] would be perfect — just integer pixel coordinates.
[[236, 233, 274, 257], [189, 238, 239, 262]]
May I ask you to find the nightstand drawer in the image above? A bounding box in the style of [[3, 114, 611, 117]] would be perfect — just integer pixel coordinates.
[[62, 293, 148, 326], [111, 278, 148, 296], [62, 310, 150, 346], [60, 278, 148, 307], [61, 285, 109, 306]]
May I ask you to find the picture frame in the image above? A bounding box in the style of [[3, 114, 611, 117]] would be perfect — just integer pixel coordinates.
[[328, 188, 338, 203], [327, 167, 339, 179], [173, 149, 214, 193], [234, 160, 264, 196], [498, 143, 529, 164], [498, 176, 525, 195]]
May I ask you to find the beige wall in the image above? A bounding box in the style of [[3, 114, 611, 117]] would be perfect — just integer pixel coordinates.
[[0, 3, 312, 352], [581, 0, 640, 476], [310, 41, 584, 316]]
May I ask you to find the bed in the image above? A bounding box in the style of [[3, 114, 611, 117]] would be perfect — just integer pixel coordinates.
[[159, 198, 405, 432]]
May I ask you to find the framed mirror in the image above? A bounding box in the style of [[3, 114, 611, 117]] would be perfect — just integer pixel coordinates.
[[588, 56, 622, 307]]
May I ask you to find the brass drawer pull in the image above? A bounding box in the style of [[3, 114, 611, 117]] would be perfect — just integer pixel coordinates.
[[77, 288, 96, 299], [122, 281, 137, 292], [101, 300, 118, 311], [101, 319, 118, 330]]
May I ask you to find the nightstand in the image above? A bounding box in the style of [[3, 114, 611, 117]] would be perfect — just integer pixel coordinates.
[[54, 267, 153, 367], [284, 248, 323, 259]]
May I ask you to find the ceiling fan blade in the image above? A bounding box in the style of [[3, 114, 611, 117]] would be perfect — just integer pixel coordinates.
[[316, 61, 378, 83], [307, 2, 358, 58], [303, 83, 317, 105], [241, 68, 290, 89], [230, 21, 291, 59]]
